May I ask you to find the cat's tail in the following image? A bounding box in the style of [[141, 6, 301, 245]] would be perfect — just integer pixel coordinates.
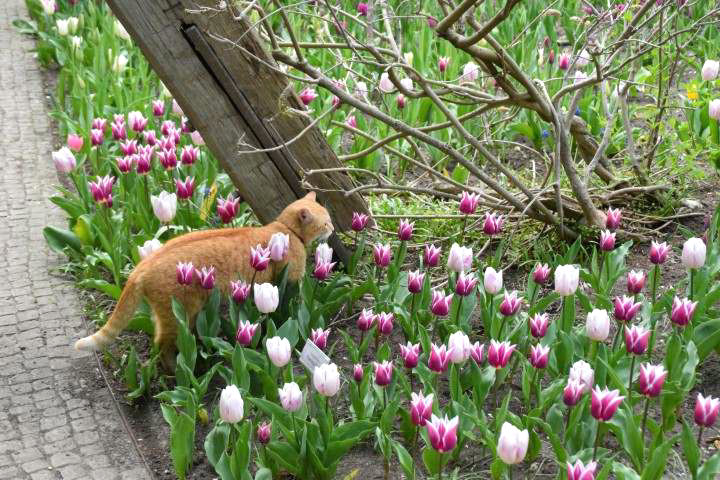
[[74, 272, 144, 352]]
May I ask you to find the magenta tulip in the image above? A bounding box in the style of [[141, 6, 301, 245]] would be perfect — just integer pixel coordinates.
[[695, 393, 720, 427], [236, 320, 259, 346], [483, 212, 504, 235], [670, 296, 697, 327], [407, 270, 424, 294], [626, 270, 646, 294], [195, 266, 216, 289], [398, 219, 414, 241], [357, 308, 377, 331], [488, 340, 515, 368], [649, 241, 670, 264], [599, 230, 616, 251], [605, 208, 622, 230], [590, 386, 625, 421], [567, 460, 597, 480], [351, 212, 370, 231], [638, 364, 667, 397], [533, 263, 551, 284], [424, 244, 442, 268], [563, 379, 584, 407], [529, 344, 550, 369], [399, 342, 421, 369], [377, 312, 394, 335], [217, 194, 240, 224], [459, 191, 479, 214], [373, 361, 393, 386], [176, 261, 195, 286], [410, 392, 434, 426], [428, 343, 453, 373], [175, 177, 195, 200], [624, 325, 650, 355], [529, 313, 550, 339], [373, 243, 392, 268], [455, 272, 477, 296], [310, 328, 330, 350], [249, 245, 271, 271], [430, 290, 453, 316], [426, 415, 459, 453], [499, 291, 522, 316], [230, 280, 251, 304], [613, 295, 642, 322]]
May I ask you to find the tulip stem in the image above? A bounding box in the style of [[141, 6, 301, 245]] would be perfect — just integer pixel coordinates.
[[487, 295, 494, 337], [628, 354, 636, 404], [410, 294, 417, 341], [641, 397, 650, 440], [507, 465, 513, 480], [455, 295, 464, 329], [460, 215, 468, 244], [437, 452, 444, 480], [291, 412, 300, 450], [689, 268, 695, 302], [611, 321, 624, 352], [498, 314, 511, 340], [592, 423, 603, 461], [532, 367, 541, 409], [564, 409, 572, 441], [647, 264, 660, 360], [698, 426, 704, 446]]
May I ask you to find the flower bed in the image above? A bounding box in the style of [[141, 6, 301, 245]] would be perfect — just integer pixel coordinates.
[[22, 1, 720, 479]]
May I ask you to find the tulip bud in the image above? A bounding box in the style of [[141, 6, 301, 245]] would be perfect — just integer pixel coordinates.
[[590, 386, 625, 421], [613, 295, 642, 322], [605, 208, 622, 230], [428, 343, 453, 373], [488, 340, 515, 368], [267, 232, 289, 262], [702, 60, 720, 81], [357, 308, 377, 331], [266, 336, 292, 367], [128, 111, 148, 133], [695, 393, 720, 427], [484, 267, 503, 295], [710, 99, 720, 120], [533, 263, 551, 284], [397, 219, 414, 241], [624, 325, 650, 355], [649, 241, 670, 264], [470, 342, 485, 364], [430, 290, 453, 317], [180, 146, 199, 166], [152, 99, 165, 116], [670, 296, 697, 327], [373, 243, 392, 268], [313, 363, 340, 397], [218, 385, 244, 423], [447, 243, 472, 272], [315, 242, 333, 265], [438, 56, 450, 74], [682, 237, 706, 269], [357, 2, 369, 16], [52, 147, 77, 173], [424, 244, 442, 268], [138, 239, 162, 260], [459, 191, 479, 214], [497, 422, 529, 465], [90, 128, 104, 147], [67, 133, 83, 152], [351, 212, 370, 231], [569, 360, 594, 393], [426, 415, 459, 453], [235, 320, 259, 346], [230, 280, 251, 304], [638, 363, 667, 397], [499, 291, 522, 316], [399, 342, 421, 369], [555, 265, 579, 296], [626, 270, 646, 294], [373, 361, 393, 386], [310, 328, 330, 350], [378, 72, 394, 93], [250, 245, 271, 272], [88, 175, 115, 208], [254, 283, 279, 314], [407, 270, 425, 294], [558, 53, 571, 70], [278, 382, 303, 412], [599, 230, 616, 251], [217, 194, 240, 224], [195, 266, 216, 290], [455, 272, 477, 296], [176, 261, 195, 286], [483, 212, 504, 235], [353, 364, 364, 382], [150, 191, 177, 223], [563, 379, 584, 406], [529, 313, 550, 338], [586, 309, 610, 341], [529, 344, 550, 369], [410, 392, 433, 426], [298, 87, 318, 106], [256, 422, 271, 444], [377, 312, 394, 335], [175, 177, 195, 200]]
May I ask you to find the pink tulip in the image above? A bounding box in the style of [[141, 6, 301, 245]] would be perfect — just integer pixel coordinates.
[[430, 290, 453, 317], [373, 243, 392, 268], [613, 295, 642, 322], [695, 393, 720, 427], [175, 177, 195, 200], [470, 342, 485, 364], [410, 392, 434, 426], [400, 342, 421, 369], [649, 241, 670, 264], [298, 87, 318, 106], [278, 382, 303, 412], [161, 120, 175, 136], [567, 460, 597, 480], [249, 244, 271, 271], [624, 325, 650, 355], [88, 175, 115, 207], [353, 364, 364, 382], [230, 280, 251, 304], [426, 415, 459, 453], [626, 270, 646, 294], [190, 130, 205, 145], [346, 115, 357, 129], [590, 386, 625, 421], [398, 219, 414, 241], [310, 328, 330, 350], [111, 122, 127, 140], [605, 208, 622, 230], [52, 147, 76, 173], [487, 340, 515, 368], [92, 117, 107, 131], [357, 308, 377, 331], [195, 266, 216, 289], [217, 194, 240, 224], [427, 16, 438, 28], [424, 244, 442, 268], [483, 212, 504, 235], [548, 50, 555, 64], [459, 191, 479, 214], [157, 149, 177, 170], [670, 296, 697, 327], [152, 99, 165, 116], [128, 111, 148, 132], [176, 261, 195, 286], [533, 263, 551, 284], [563, 379, 584, 406], [67, 133, 83, 151], [117, 156, 133, 173], [428, 343, 453, 373], [351, 212, 370, 231], [172, 99, 184, 116], [438, 56, 450, 74], [120, 139, 138, 156], [377, 312, 394, 335], [135, 150, 152, 173], [256, 422, 271, 444], [558, 53, 571, 70], [599, 230, 616, 251], [638, 364, 667, 397], [357, 2, 369, 16], [455, 272, 477, 296], [529, 313, 550, 338], [180, 116, 191, 134], [313, 261, 336, 281], [143, 130, 157, 146], [180, 146, 199, 166], [529, 344, 550, 369], [90, 128, 104, 146], [499, 291, 522, 316], [569, 360, 594, 393], [407, 270, 425, 294], [236, 320, 259, 346], [373, 361, 393, 386]]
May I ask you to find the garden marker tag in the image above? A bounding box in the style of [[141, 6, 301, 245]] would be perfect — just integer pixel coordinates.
[[299, 340, 330, 372]]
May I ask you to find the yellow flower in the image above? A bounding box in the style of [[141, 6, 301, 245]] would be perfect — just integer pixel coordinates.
[[687, 89, 699, 100]]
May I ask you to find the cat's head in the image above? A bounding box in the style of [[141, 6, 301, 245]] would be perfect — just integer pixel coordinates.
[[279, 192, 334, 244]]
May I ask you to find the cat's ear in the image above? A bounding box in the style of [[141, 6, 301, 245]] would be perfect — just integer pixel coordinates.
[[304, 191, 317, 201], [299, 207, 313, 224]]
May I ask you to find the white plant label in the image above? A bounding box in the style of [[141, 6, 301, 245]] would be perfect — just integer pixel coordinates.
[[299, 340, 331, 372]]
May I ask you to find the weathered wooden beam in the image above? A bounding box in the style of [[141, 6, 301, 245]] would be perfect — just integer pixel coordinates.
[[105, 0, 367, 263]]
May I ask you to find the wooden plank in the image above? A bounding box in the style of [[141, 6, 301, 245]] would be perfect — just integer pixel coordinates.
[[106, 0, 367, 262]]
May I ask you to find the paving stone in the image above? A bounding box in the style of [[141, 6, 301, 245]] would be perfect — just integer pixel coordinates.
[[0, 2, 152, 478]]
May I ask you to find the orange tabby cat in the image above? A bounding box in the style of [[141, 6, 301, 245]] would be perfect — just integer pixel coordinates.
[[74, 192, 333, 366]]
